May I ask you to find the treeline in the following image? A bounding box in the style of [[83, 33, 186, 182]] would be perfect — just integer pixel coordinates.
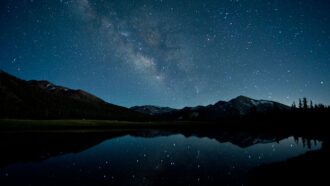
[[286, 97, 330, 131], [291, 97, 330, 111], [221, 97, 330, 132]]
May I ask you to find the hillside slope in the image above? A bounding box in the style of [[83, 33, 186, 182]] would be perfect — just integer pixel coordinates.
[[0, 70, 148, 120]]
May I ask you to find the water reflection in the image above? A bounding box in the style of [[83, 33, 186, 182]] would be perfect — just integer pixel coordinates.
[[0, 130, 323, 185]]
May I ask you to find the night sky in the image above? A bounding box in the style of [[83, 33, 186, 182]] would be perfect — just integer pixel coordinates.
[[0, 0, 329, 108]]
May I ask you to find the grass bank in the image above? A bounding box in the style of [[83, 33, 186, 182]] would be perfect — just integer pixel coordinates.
[[0, 119, 208, 132]]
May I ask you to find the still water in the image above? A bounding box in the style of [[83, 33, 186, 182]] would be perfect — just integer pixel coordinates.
[[0, 130, 322, 185]]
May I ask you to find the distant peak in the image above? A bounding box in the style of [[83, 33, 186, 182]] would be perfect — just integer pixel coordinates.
[[130, 105, 177, 115], [236, 95, 252, 99], [214, 100, 227, 106], [131, 105, 160, 109], [230, 95, 254, 102]]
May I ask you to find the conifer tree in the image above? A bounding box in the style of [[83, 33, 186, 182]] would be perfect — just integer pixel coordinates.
[[303, 97, 308, 109], [310, 100, 313, 109], [298, 99, 302, 109]]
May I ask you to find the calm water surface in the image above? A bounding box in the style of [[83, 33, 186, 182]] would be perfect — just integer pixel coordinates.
[[0, 131, 322, 185]]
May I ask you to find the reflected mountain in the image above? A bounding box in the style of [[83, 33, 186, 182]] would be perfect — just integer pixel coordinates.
[[0, 129, 319, 168], [130, 130, 289, 148], [0, 131, 126, 168]]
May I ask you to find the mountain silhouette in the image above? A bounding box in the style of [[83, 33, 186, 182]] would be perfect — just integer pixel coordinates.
[[131, 95, 290, 120], [0, 69, 148, 120], [130, 105, 178, 116], [1, 69, 290, 121]]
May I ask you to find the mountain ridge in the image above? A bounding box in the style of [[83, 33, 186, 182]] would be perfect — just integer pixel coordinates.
[[1, 69, 289, 121], [28, 80, 105, 103], [131, 95, 290, 120], [130, 105, 178, 116], [0, 69, 148, 120]]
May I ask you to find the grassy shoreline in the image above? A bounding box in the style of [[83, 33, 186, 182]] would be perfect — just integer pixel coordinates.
[[0, 119, 328, 141], [0, 119, 210, 131]]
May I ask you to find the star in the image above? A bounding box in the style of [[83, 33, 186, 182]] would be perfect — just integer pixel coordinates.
[[0, 0, 328, 108]]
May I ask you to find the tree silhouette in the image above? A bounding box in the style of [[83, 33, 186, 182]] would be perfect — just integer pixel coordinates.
[[298, 99, 302, 109], [303, 97, 308, 109], [310, 100, 313, 109]]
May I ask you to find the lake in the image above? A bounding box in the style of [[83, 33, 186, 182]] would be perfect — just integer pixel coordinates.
[[0, 130, 322, 185]]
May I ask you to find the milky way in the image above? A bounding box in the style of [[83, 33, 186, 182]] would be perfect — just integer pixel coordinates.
[[0, 0, 329, 108]]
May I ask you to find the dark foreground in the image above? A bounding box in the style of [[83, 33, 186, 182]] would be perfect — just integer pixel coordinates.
[[0, 120, 328, 186]]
